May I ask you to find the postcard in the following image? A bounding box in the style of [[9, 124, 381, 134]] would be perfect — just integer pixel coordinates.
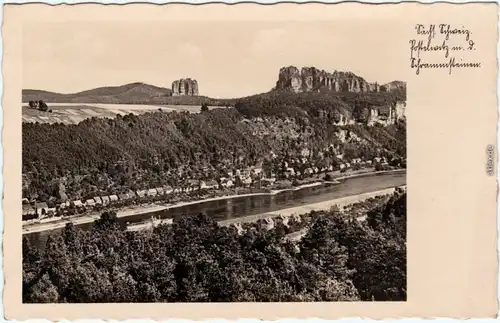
[[3, 2, 498, 320]]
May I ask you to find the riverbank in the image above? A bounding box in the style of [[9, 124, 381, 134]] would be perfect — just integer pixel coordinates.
[[23, 168, 406, 234], [218, 186, 404, 227]]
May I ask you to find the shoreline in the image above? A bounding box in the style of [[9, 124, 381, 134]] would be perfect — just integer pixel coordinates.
[[219, 186, 405, 227], [23, 168, 405, 235]]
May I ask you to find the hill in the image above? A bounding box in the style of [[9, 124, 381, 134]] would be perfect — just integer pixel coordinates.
[[22, 103, 406, 202], [22, 82, 233, 106]]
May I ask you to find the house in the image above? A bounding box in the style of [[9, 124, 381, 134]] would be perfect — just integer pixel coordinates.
[[253, 167, 263, 175], [93, 197, 103, 205], [261, 177, 276, 187], [366, 160, 373, 166], [374, 157, 382, 164], [187, 180, 200, 190], [304, 168, 313, 175], [147, 188, 158, 197], [241, 176, 252, 186], [101, 196, 110, 206], [22, 204, 35, 216], [221, 179, 234, 188], [47, 208, 57, 215], [73, 200, 83, 208], [204, 180, 218, 189], [85, 199, 96, 207], [119, 193, 129, 201], [109, 195, 119, 203], [340, 164, 346, 170], [136, 190, 147, 198], [345, 163, 351, 169], [313, 167, 319, 174], [59, 201, 70, 209], [33, 202, 48, 217], [164, 185, 174, 194], [155, 187, 165, 195]]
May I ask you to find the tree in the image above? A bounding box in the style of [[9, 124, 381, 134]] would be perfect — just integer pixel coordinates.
[[201, 103, 209, 112], [38, 100, 49, 112]]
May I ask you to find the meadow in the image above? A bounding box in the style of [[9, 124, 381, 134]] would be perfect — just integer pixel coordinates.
[[22, 103, 223, 124]]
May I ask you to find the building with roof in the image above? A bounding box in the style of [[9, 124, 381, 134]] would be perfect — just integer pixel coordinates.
[[22, 204, 35, 216], [101, 196, 110, 205], [59, 201, 70, 209], [35, 202, 49, 216]]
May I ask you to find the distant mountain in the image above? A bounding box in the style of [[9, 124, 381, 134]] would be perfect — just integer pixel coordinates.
[[23, 69, 406, 107], [22, 82, 173, 104]]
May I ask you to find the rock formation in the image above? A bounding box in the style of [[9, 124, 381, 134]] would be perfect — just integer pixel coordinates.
[[275, 66, 381, 93], [172, 78, 199, 96], [380, 81, 406, 93], [367, 101, 406, 126]]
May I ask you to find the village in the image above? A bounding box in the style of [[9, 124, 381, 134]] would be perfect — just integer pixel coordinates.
[[22, 150, 400, 223]]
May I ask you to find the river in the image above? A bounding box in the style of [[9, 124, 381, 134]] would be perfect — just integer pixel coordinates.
[[25, 171, 406, 251]]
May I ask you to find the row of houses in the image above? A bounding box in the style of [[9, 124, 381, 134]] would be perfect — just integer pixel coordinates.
[[340, 157, 391, 170], [22, 180, 219, 219]]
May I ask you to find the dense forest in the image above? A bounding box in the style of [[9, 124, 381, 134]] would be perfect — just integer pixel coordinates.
[[22, 190, 406, 303], [23, 92, 406, 202]]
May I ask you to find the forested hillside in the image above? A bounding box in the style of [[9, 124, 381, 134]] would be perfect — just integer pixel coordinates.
[[23, 100, 406, 202], [22, 190, 406, 303]]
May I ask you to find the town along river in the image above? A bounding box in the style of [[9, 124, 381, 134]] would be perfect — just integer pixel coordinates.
[[25, 171, 406, 251]]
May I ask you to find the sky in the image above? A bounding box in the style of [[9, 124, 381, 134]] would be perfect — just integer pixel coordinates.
[[22, 21, 406, 98]]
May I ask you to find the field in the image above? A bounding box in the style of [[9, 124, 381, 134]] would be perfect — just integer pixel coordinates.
[[22, 103, 224, 124]]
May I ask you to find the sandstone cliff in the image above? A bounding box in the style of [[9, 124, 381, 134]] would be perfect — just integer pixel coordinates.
[[172, 78, 199, 96], [380, 81, 406, 93], [275, 66, 382, 93]]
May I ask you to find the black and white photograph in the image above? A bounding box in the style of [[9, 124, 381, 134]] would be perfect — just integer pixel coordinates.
[[20, 19, 407, 303]]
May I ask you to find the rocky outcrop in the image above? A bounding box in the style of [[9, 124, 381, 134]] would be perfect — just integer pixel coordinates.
[[381, 81, 406, 93], [172, 78, 199, 96], [275, 66, 381, 93], [367, 101, 406, 126]]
